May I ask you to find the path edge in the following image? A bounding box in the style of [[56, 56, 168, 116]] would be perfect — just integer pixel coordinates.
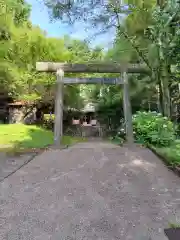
[[147, 144, 180, 178]]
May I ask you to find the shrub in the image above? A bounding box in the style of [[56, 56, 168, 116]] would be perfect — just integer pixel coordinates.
[[133, 111, 176, 147], [43, 114, 55, 130]]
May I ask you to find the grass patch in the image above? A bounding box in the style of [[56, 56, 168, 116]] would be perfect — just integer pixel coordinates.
[[62, 135, 86, 145], [169, 222, 180, 229], [0, 124, 86, 153], [150, 140, 180, 167]]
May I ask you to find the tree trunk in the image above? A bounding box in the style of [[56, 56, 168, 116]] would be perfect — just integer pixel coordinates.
[[161, 63, 171, 118], [156, 70, 164, 114], [152, 68, 163, 114]]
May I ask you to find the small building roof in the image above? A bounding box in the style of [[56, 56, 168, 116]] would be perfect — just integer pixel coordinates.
[[8, 100, 35, 106], [81, 103, 96, 113]]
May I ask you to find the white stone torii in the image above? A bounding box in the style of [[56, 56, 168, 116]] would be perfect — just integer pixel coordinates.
[[36, 62, 134, 146]]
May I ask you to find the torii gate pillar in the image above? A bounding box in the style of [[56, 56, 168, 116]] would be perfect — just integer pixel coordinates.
[[54, 69, 64, 146], [122, 71, 134, 144]]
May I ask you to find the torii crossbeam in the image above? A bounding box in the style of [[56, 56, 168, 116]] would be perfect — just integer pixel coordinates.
[[36, 62, 149, 74]]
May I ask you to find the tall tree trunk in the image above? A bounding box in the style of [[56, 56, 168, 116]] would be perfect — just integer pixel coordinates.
[[157, 82, 163, 114], [178, 83, 180, 93], [154, 68, 163, 114], [156, 70, 164, 114], [161, 63, 171, 118]]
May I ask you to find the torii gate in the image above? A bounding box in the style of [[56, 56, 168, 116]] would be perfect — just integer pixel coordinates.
[[36, 62, 149, 146]]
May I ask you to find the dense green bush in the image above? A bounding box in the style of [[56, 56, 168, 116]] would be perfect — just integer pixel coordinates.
[[133, 111, 176, 147]]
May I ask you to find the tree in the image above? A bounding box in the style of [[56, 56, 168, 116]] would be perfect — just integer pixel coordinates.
[[0, 0, 30, 95], [1, 0, 106, 111], [44, 0, 180, 118]]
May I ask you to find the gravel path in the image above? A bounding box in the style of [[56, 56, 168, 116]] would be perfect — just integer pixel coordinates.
[[0, 142, 180, 240]]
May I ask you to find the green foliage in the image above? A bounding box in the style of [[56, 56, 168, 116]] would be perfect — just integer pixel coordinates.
[[109, 135, 124, 145], [44, 0, 180, 117], [169, 222, 180, 228], [3, 0, 31, 26], [97, 100, 124, 131], [43, 117, 54, 130], [133, 111, 176, 147], [2, 0, 180, 124], [154, 140, 180, 167], [1, 0, 105, 110]]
